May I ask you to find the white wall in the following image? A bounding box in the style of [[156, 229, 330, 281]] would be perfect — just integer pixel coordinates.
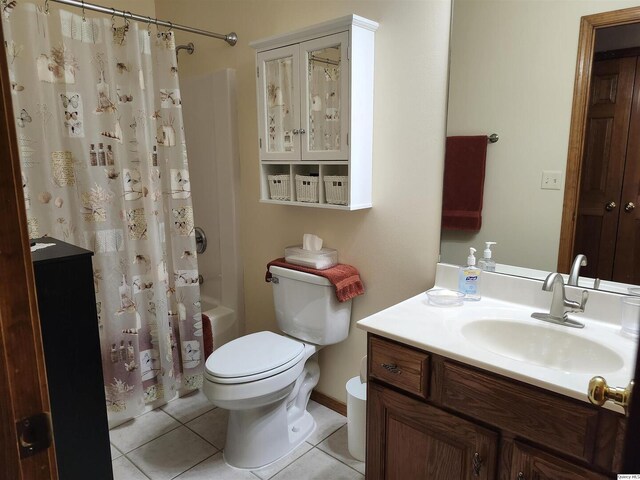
[[154, 0, 452, 402], [442, 0, 639, 271]]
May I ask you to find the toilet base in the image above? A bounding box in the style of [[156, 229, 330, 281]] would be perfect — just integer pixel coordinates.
[[223, 400, 316, 469]]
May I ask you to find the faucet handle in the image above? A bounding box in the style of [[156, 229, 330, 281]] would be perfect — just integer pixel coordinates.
[[565, 289, 589, 313], [579, 290, 589, 310]]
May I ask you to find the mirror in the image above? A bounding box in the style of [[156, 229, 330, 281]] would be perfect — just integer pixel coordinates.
[[441, 0, 640, 293]]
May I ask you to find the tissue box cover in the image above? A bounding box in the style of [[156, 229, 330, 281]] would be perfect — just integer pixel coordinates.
[[284, 245, 338, 270]]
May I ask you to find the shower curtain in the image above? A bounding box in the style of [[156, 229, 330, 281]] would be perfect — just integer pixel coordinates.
[[3, 2, 203, 424]]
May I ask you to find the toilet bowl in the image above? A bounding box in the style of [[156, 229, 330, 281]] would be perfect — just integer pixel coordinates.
[[203, 266, 352, 469], [204, 331, 320, 468]]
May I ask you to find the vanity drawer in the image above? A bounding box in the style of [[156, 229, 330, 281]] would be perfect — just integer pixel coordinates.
[[440, 362, 600, 462], [368, 336, 430, 399]]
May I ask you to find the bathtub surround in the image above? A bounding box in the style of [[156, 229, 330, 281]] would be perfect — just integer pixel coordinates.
[[155, 0, 453, 403], [181, 69, 244, 337], [4, 3, 203, 424]]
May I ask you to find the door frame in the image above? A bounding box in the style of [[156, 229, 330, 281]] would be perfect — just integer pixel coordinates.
[[558, 6, 640, 273], [0, 20, 58, 480]]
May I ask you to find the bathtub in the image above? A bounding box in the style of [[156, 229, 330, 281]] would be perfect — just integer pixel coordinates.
[[200, 295, 238, 351]]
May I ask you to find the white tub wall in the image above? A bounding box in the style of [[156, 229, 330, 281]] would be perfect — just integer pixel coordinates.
[[181, 69, 245, 336]]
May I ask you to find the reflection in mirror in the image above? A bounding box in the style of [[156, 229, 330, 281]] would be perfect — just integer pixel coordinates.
[[441, 0, 640, 294]]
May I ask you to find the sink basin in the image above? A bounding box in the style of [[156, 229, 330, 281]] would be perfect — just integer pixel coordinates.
[[461, 320, 624, 374]]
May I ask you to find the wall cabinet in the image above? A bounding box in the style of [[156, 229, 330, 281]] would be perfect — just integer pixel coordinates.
[[250, 15, 378, 210], [366, 335, 625, 480]]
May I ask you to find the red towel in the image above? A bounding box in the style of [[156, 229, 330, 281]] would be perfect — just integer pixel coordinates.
[[265, 258, 364, 303], [442, 135, 488, 231], [202, 313, 213, 358]]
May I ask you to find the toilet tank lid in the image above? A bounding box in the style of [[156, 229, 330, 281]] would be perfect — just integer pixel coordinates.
[[269, 265, 332, 286]]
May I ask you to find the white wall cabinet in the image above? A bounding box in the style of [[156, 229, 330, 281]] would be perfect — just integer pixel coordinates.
[[251, 15, 378, 210]]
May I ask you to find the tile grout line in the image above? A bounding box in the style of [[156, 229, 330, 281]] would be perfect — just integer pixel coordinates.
[[313, 427, 366, 477], [122, 425, 220, 478], [161, 404, 217, 426], [264, 445, 318, 480], [168, 452, 218, 480], [113, 420, 183, 456], [183, 424, 224, 452], [115, 453, 153, 480]]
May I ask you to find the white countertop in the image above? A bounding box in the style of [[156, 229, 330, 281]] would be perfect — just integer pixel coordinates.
[[357, 265, 638, 414]]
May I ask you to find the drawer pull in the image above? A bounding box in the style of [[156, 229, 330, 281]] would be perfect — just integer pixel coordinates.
[[516, 473, 525, 480], [472, 452, 482, 477], [381, 363, 401, 374]]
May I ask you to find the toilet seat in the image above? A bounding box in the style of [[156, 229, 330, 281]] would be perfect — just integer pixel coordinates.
[[205, 331, 305, 384]]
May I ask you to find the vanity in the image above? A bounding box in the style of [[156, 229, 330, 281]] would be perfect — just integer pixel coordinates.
[[358, 264, 637, 480]]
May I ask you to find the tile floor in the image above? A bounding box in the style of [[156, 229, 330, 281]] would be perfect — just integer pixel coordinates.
[[110, 391, 365, 480]]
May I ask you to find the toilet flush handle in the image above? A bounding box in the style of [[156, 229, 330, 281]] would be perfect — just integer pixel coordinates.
[[269, 276, 279, 284]]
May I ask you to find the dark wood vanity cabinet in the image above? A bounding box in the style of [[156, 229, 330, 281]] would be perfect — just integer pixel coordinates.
[[31, 237, 112, 480], [366, 334, 624, 480], [368, 382, 498, 479]]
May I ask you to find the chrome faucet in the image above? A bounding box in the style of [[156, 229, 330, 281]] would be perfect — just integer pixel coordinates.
[[531, 272, 588, 328], [568, 254, 587, 286]]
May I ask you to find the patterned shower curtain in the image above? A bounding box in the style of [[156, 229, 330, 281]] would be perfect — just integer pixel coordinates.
[[3, 2, 203, 424]]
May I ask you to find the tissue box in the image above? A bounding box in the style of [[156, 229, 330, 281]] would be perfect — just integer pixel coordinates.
[[285, 245, 338, 270]]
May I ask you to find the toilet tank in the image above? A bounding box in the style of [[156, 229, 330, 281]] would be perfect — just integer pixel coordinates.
[[269, 266, 352, 345]]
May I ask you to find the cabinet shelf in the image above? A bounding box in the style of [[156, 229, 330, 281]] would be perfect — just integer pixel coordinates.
[[251, 15, 377, 210]]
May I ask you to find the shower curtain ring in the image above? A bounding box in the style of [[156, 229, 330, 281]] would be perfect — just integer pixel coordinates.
[[147, 16, 152, 36], [111, 7, 116, 30], [44, 0, 50, 14], [81, 0, 86, 22], [124, 11, 131, 30]]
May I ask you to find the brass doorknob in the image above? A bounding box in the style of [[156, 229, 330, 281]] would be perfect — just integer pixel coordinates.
[[624, 202, 635, 212], [588, 376, 634, 415], [605, 201, 617, 211]]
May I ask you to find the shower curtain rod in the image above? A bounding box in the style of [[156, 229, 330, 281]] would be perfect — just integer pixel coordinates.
[[49, 0, 238, 45]]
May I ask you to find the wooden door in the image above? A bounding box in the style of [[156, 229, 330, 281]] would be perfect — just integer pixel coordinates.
[[510, 442, 609, 480], [573, 57, 636, 280], [612, 56, 640, 284], [0, 20, 58, 480], [367, 382, 498, 480]]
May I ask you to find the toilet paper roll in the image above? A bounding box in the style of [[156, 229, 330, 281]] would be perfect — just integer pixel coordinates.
[[302, 233, 323, 251]]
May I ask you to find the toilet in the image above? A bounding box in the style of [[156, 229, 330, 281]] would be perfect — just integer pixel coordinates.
[[203, 265, 353, 469]]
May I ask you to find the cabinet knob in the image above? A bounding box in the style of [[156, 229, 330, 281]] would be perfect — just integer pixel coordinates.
[[299, 128, 306, 134], [605, 201, 616, 211], [516, 473, 525, 480], [587, 376, 633, 416], [624, 202, 636, 212], [472, 452, 482, 476], [293, 129, 300, 135]]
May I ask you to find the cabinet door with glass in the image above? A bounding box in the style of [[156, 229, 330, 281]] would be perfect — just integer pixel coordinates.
[[300, 32, 349, 161], [257, 45, 301, 161]]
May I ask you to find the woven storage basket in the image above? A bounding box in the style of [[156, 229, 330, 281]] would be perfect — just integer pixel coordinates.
[[323, 175, 349, 205], [267, 174, 291, 201], [295, 175, 319, 203]]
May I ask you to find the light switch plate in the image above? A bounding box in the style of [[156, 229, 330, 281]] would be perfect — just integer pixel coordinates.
[[541, 170, 562, 190]]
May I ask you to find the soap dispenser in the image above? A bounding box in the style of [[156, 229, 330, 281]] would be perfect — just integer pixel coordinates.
[[459, 247, 481, 301], [479, 242, 497, 272]]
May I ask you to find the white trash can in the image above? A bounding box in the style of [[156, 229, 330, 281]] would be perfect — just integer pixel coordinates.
[[346, 376, 367, 461]]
